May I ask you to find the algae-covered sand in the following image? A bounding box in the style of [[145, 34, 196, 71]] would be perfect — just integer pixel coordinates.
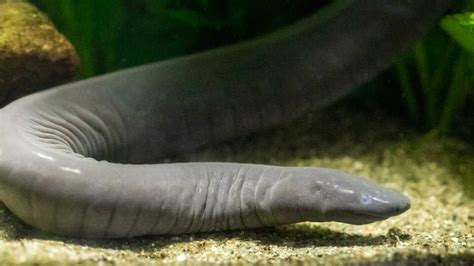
[[0, 104, 472, 265]]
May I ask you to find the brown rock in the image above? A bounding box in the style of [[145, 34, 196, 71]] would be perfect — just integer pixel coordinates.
[[0, 0, 79, 106]]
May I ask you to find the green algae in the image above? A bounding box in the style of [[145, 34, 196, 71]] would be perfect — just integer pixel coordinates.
[[0, 104, 472, 265]]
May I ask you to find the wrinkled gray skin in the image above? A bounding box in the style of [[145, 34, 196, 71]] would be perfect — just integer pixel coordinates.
[[0, 1, 451, 238]]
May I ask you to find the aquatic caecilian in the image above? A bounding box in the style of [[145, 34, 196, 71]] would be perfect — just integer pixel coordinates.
[[0, 1, 451, 238]]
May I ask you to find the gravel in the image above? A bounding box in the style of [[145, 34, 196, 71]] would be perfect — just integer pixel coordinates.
[[0, 104, 472, 265]]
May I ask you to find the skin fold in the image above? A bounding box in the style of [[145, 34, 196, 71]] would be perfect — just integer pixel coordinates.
[[0, 1, 451, 238]]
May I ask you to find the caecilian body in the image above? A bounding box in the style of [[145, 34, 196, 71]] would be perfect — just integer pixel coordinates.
[[0, 1, 451, 238]]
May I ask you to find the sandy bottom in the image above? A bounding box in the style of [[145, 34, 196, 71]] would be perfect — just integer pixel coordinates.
[[0, 104, 472, 265]]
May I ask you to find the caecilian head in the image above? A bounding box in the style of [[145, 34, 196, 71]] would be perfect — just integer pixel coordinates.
[[270, 167, 411, 224], [317, 168, 411, 224]]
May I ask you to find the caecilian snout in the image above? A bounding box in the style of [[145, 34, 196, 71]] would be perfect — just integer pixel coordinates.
[[365, 186, 411, 219], [389, 200, 411, 216]]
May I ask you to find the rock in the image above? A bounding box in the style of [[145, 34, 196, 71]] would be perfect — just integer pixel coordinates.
[[0, 0, 79, 107]]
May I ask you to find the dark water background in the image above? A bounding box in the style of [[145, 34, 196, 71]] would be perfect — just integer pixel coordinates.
[[28, 0, 474, 141]]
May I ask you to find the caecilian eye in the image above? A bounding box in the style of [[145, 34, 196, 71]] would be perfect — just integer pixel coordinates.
[[360, 193, 372, 205]]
